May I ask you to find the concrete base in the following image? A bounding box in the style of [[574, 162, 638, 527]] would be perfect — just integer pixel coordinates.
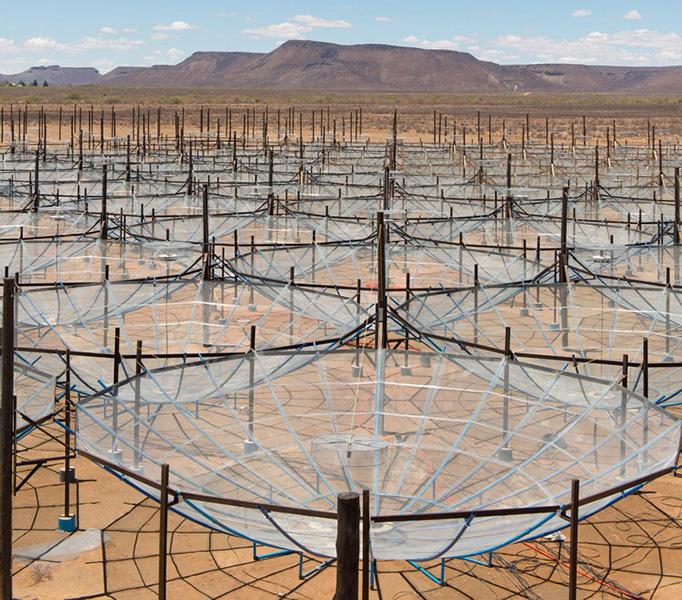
[[107, 449, 123, 462], [498, 446, 514, 462], [243, 440, 259, 455], [420, 355, 432, 368], [58, 515, 76, 533], [520, 308, 529, 317], [351, 364, 364, 378], [401, 365, 413, 377]]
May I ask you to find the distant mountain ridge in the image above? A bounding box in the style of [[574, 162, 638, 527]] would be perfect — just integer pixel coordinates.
[[0, 65, 100, 86], [4, 40, 682, 93]]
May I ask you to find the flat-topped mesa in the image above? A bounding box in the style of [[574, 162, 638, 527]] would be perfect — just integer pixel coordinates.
[[0, 65, 100, 85], [3, 40, 682, 91]]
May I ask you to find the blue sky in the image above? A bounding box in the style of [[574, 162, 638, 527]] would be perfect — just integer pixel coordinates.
[[2, 1, 682, 73]]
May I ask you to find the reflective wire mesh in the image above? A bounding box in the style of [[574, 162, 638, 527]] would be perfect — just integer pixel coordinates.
[[2, 127, 681, 564]]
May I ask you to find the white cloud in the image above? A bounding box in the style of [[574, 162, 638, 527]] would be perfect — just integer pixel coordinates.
[[376, 16, 399, 23], [100, 26, 137, 35], [0, 34, 146, 56], [166, 48, 184, 61], [0, 57, 32, 72], [78, 37, 146, 51], [242, 15, 352, 40], [401, 35, 478, 51], [151, 33, 177, 40], [624, 10, 643, 20], [146, 48, 185, 62], [152, 21, 199, 32], [24, 37, 68, 52], [572, 9, 592, 18], [0, 37, 19, 54], [479, 49, 521, 61], [291, 15, 352, 28], [215, 12, 254, 22], [491, 28, 682, 65], [242, 22, 309, 39], [92, 58, 116, 73]]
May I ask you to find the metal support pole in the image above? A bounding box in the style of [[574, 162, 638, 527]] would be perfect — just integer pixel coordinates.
[[621, 355, 628, 477], [100, 164, 108, 239], [642, 338, 649, 464], [500, 327, 513, 461], [58, 350, 76, 532], [125, 135, 131, 182], [362, 489, 370, 600], [158, 463, 169, 600], [376, 212, 387, 350], [248, 326, 256, 437], [0, 278, 15, 600], [560, 186, 569, 283], [568, 479, 580, 600], [33, 151, 40, 211], [202, 185, 211, 281], [111, 327, 121, 454], [187, 141, 194, 196], [133, 341, 143, 470], [675, 167, 680, 245], [594, 145, 600, 201], [334, 492, 360, 600], [391, 110, 397, 174], [268, 149, 274, 189], [505, 153, 512, 218], [383, 167, 390, 211]]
